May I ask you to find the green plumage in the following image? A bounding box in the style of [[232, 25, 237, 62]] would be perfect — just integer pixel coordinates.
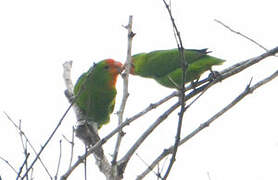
[[74, 60, 120, 128], [132, 48, 225, 88]]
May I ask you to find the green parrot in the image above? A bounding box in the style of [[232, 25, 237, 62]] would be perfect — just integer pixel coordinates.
[[74, 59, 123, 129], [130, 48, 225, 88]]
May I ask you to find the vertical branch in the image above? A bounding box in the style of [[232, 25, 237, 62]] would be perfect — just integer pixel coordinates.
[[69, 126, 75, 168], [62, 127, 75, 169], [161, 0, 186, 179], [112, 15, 135, 166], [54, 140, 62, 180], [18, 120, 29, 180], [16, 153, 30, 180], [30, 168, 34, 180], [84, 147, 87, 180]]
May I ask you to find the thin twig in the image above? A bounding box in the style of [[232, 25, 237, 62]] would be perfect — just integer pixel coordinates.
[[16, 153, 30, 180], [30, 168, 34, 180], [18, 120, 29, 180], [136, 153, 161, 178], [84, 147, 87, 180], [137, 69, 278, 179], [117, 101, 180, 175], [69, 127, 75, 168], [3, 112, 53, 179], [160, 156, 169, 178], [157, 164, 160, 180], [22, 102, 74, 179], [0, 156, 18, 175], [54, 140, 63, 180], [126, 91, 178, 121], [112, 15, 134, 168], [161, 0, 186, 178], [62, 135, 71, 144], [62, 127, 75, 169], [215, 19, 269, 51]]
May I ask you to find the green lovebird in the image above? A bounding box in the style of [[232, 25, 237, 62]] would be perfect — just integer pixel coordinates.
[[130, 48, 225, 88], [74, 59, 123, 129]]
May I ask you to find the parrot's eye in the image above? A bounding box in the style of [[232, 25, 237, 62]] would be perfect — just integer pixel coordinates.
[[104, 65, 109, 70]]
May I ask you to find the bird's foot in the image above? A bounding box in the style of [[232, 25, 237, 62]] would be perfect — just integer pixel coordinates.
[[190, 79, 199, 90], [208, 69, 222, 82]]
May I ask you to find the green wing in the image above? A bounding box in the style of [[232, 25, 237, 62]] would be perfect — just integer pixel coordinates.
[[154, 55, 225, 88], [132, 48, 210, 78], [74, 72, 90, 114]]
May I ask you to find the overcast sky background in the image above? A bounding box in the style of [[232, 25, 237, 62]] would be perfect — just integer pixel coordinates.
[[0, 0, 278, 179]]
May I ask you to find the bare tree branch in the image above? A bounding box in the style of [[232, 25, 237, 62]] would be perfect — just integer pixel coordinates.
[[128, 90, 178, 118], [161, 0, 187, 178], [136, 153, 161, 178], [0, 156, 18, 176], [16, 153, 30, 180], [18, 120, 29, 180], [62, 127, 75, 170], [112, 15, 134, 169], [117, 101, 180, 175], [65, 127, 75, 169], [22, 99, 74, 179], [54, 140, 62, 180], [84, 147, 87, 180], [30, 168, 34, 180], [3, 112, 53, 179], [215, 19, 269, 51], [137, 68, 278, 179]]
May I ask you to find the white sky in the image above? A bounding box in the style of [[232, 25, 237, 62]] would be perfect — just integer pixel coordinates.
[[0, 0, 278, 179]]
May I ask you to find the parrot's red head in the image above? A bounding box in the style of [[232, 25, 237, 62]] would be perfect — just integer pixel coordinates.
[[104, 59, 123, 87]]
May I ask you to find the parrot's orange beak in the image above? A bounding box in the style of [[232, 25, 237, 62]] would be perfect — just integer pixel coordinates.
[[122, 60, 135, 75], [114, 61, 124, 74]]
